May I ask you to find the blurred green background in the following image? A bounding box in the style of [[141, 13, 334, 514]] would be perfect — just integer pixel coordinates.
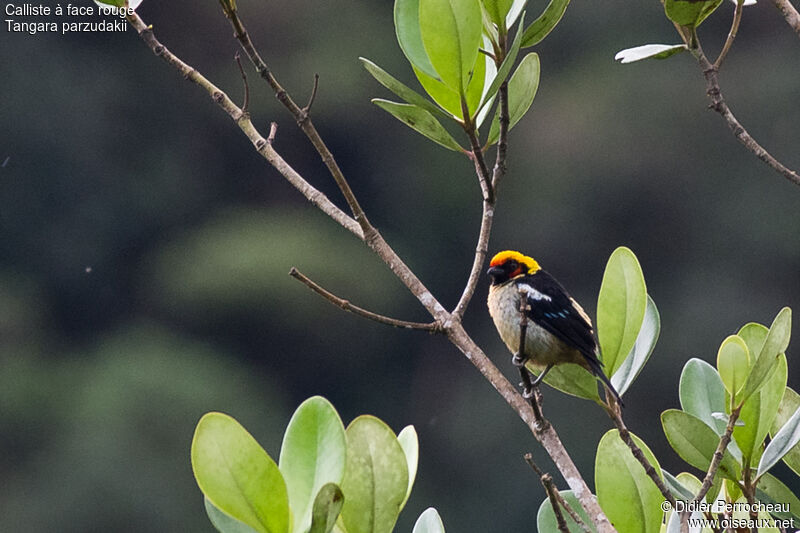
[[1, 0, 799, 531]]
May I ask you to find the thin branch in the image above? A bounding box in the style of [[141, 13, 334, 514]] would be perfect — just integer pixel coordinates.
[[289, 267, 441, 331], [714, 0, 744, 69], [464, 123, 494, 203], [451, 201, 494, 321], [689, 34, 800, 187], [543, 475, 570, 532], [607, 399, 676, 506], [234, 51, 250, 113], [770, 0, 800, 37], [692, 405, 741, 504], [301, 74, 320, 119], [525, 454, 591, 533]]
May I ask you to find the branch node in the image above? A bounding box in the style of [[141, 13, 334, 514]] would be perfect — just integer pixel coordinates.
[[212, 91, 224, 103], [267, 122, 278, 144], [299, 73, 320, 123]]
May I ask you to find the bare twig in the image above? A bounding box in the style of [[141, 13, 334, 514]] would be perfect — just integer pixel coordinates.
[[543, 473, 570, 532], [464, 121, 494, 203], [689, 33, 800, 187], [770, 0, 800, 37], [451, 200, 494, 321], [289, 267, 441, 331], [267, 122, 277, 145], [525, 454, 591, 533], [714, 0, 745, 69], [234, 51, 250, 113], [692, 405, 741, 503], [301, 74, 320, 119]]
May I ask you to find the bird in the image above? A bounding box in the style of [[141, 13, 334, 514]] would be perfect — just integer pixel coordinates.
[[486, 250, 622, 405]]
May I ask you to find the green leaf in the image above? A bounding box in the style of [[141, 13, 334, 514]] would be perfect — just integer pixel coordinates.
[[757, 404, 800, 478], [529, 361, 601, 403], [505, 0, 528, 28], [278, 396, 347, 533], [716, 335, 750, 402], [733, 354, 786, 462], [482, 0, 513, 28], [662, 471, 694, 501], [372, 100, 465, 151], [739, 307, 792, 403], [412, 508, 446, 533], [419, 0, 483, 93], [613, 44, 688, 64], [737, 322, 769, 362], [394, 0, 439, 79], [397, 425, 419, 510], [770, 387, 800, 476], [413, 66, 462, 117], [464, 48, 488, 119], [478, 12, 524, 113], [340, 416, 409, 533], [675, 471, 720, 505], [359, 58, 453, 121], [595, 430, 663, 533], [536, 489, 596, 533], [191, 412, 290, 533], [204, 497, 261, 533], [611, 295, 660, 397], [661, 409, 741, 481], [756, 473, 800, 521], [309, 484, 345, 533], [596, 247, 647, 378], [679, 358, 728, 435], [664, 0, 724, 28], [520, 0, 570, 47], [486, 51, 540, 145]]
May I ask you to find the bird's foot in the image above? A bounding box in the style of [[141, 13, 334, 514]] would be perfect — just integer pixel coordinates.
[[512, 353, 526, 367]]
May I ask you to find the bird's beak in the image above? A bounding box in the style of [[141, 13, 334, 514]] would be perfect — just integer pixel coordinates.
[[487, 266, 504, 277]]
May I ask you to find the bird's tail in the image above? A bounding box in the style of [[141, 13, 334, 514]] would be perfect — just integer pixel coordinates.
[[587, 359, 623, 407]]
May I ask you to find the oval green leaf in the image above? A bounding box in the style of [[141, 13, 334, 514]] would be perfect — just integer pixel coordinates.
[[679, 358, 727, 435], [478, 12, 524, 113], [482, 0, 514, 28], [530, 361, 601, 403], [596, 247, 647, 378], [770, 387, 800, 476], [737, 322, 769, 362], [664, 0, 724, 28], [613, 44, 688, 64], [486, 51, 540, 145], [360, 58, 453, 121], [204, 497, 261, 533], [733, 354, 786, 462], [661, 409, 741, 481], [716, 335, 750, 402], [739, 307, 791, 403], [419, 0, 483, 92], [412, 507, 446, 533], [520, 0, 570, 47], [340, 416, 409, 533], [191, 412, 290, 533], [756, 472, 800, 522], [757, 404, 800, 479], [676, 471, 720, 505], [536, 489, 596, 533], [611, 294, 660, 397], [309, 483, 345, 533], [278, 396, 346, 533], [372, 99, 465, 151], [595, 430, 663, 533], [662, 471, 694, 501], [397, 425, 419, 510], [394, 0, 439, 79]]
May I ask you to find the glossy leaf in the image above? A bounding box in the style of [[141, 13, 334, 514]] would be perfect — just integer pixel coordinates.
[[596, 247, 647, 378], [483, 0, 514, 27], [679, 358, 727, 435], [756, 473, 800, 521], [716, 335, 750, 402], [664, 0, 724, 28], [770, 387, 800, 476], [530, 361, 601, 403], [412, 508, 446, 533], [733, 354, 786, 462], [757, 404, 800, 478], [394, 0, 439, 79], [520, 0, 570, 47], [737, 322, 769, 361], [360, 58, 452, 121], [372, 100, 464, 151], [192, 412, 290, 533], [661, 409, 741, 480], [536, 490, 596, 533], [279, 396, 347, 533], [204, 497, 261, 533], [397, 425, 419, 510], [419, 0, 483, 92], [486, 52, 540, 145], [614, 44, 688, 64], [611, 295, 660, 396], [478, 13, 524, 113], [309, 483, 345, 533], [739, 307, 791, 403], [595, 430, 663, 533], [340, 416, 409, 533]]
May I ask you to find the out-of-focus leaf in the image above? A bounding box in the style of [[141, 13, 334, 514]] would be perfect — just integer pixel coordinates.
[[661, 409, 741, 481], [482, 0, 514, 28], [679, 358, 727, 435], [204, 497, 261, 533], [397, 425, 419, 510], [372, 100, 464, 151], [340, 416, 408, 533], [614, 44, 688, 64], [536, 490, 596, 533], [278, 396, 346, 533], [520, 0, 570, 47], [756, 473, 800, 521], [664, 0, 724, 28], [733, 355, 786, 462], [394, 0, 439, 79], [596, 430, 663, 533], [486, 51, 540, 145], [770, 387, 800, 476], [676, 471, 720, 505], [419, 0, 483, 92], [596, 247, 647, 378], [412, 508, 446, 533], [739, 307, 791, 403], [716, 335, 750, 402], [757, 404, 800, 478], [611, 295, 660, 396], [192, 412, 289, 533], [360, 58, 452, 121], [309, 484, 345, 533]]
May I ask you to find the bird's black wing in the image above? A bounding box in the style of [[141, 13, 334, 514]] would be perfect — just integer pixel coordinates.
[[515, 271, 603, 368]]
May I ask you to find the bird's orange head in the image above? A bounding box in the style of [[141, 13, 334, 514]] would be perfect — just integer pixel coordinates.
[[487, 250, 540, 285]]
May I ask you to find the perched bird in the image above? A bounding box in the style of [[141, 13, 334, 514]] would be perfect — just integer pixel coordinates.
[[486, 250, 621, 405]]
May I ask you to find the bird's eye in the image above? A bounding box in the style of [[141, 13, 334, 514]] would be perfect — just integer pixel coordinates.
[[507, 260, 517, 270]]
